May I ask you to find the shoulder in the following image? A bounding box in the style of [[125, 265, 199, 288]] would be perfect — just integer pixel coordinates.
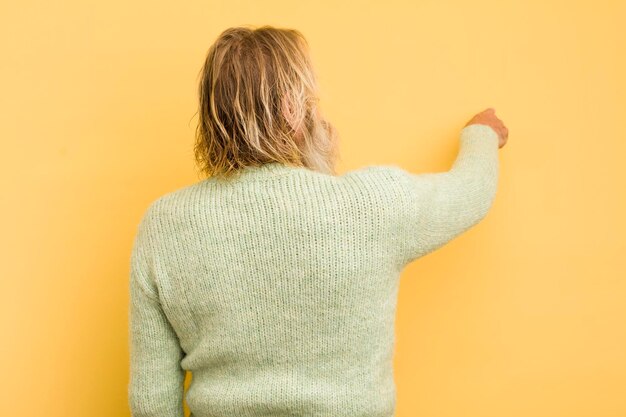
[[343, 163, 411, 183], [134, 180, 207, 240], [336, 164, 418, 221], [341, 164, 415, 197], [143, 181, 206, 219]]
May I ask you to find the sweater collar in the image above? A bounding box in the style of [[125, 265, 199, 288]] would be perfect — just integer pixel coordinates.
[[239, 162, 302, 178], [208, 162, 305, 184]]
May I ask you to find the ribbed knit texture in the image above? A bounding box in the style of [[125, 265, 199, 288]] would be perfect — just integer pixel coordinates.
[[127, 123, 500, 417]]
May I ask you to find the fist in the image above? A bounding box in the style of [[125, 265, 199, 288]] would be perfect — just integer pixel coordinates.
[[465, 108, 508, 149]]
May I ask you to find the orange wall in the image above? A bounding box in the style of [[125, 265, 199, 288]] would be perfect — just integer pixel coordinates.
[[1, 1, 624, 416]]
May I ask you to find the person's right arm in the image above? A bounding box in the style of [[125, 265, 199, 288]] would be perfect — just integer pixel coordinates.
[[390, 122, 501, 265]]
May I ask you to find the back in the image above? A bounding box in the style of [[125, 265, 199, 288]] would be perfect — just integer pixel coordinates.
[[127, 124, 500, 417]]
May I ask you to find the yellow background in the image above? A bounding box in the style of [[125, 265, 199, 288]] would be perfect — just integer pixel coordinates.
[[1, 1, 625, 416]]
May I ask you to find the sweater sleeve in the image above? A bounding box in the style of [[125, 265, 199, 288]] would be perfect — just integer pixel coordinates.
[[128, 207, 186, 417], [392, 123, 500, 265]]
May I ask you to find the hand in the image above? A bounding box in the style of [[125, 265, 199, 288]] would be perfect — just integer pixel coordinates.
[[464, 108, 508, 149]]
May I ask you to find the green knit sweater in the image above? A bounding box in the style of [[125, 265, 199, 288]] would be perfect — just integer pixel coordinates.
[[127, 123, 500, 417]]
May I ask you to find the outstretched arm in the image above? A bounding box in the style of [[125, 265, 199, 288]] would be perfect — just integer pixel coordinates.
[[394, 123, 500, 265]]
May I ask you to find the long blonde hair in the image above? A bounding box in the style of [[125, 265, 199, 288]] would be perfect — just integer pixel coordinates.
[[193, 25, 340, 179]]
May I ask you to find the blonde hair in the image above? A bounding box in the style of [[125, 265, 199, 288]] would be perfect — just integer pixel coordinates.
[[193, 25, 340, 179]]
